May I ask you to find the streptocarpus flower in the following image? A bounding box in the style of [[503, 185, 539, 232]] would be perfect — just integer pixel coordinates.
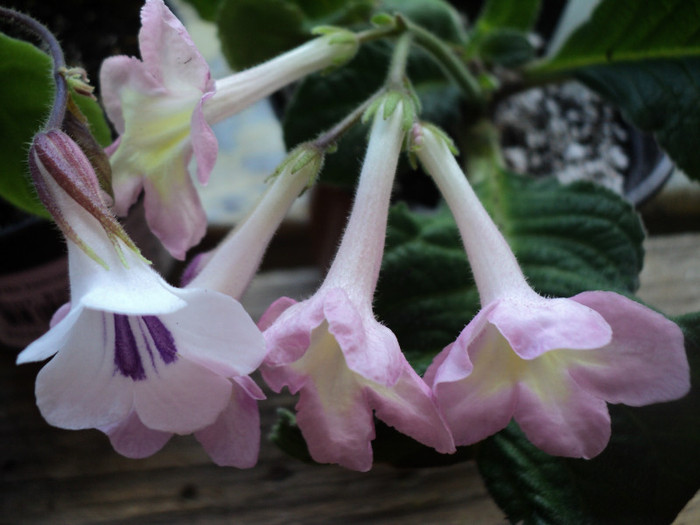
[[414, 124, 690, 458], [100, 0, 359, 259], [260, 101, 455, 471], [19, 130, 267, 467]]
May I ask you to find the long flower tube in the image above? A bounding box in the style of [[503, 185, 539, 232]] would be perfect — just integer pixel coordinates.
[[184, 145, 323, 298], [413, 123, 690, 458], [259, 101, 455, 471], [19, 130, 267, 467], [99, 0, 358, 259]]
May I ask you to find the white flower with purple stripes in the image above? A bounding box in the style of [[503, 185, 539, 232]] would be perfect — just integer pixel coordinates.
[[18, 129, 267, 468]]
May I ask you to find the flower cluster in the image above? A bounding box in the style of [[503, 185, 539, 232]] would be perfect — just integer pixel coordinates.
[[15, 0, 691, 473]]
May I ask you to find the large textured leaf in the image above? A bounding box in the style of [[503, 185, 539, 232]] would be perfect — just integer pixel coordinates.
[[529, 0, 700, 180], [374, 170, 645, 374], [478, 312, 700, 524]]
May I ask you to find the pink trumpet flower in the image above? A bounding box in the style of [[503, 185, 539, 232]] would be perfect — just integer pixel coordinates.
[[100, 0, 358, 259], [413, 123, 690, 459], [260, 101, 455, 471]]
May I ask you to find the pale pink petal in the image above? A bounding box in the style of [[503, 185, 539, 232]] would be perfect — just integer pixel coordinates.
[[195, 377, 264, 468], [99, 56, 161, 134], [191, 92, 218, 185], [167, 289, 265, 377], [431, 323, 519, 446], [264, 321, 376, 470], [141, 162, 207, 260], [368, 363, 455, 453], [258, 296, 298, 331], [425, 305, 494, 387], [323, 288, 404, 387], [489, 295, 612, 360], [134, 358, 232, 433], [139, 0, 212, 93], [101, 410, 172, 459], [49, 302, 72, 328], [263, 296, 327, 366], [514, 380, 611, 459], [111, 169, 145, 217], [34, 310, 134, 429], [567, 291, 691, 405], [295, 377, 375, 471]]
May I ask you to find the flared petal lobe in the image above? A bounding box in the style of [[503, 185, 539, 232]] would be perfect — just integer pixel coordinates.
[[99, 0, 215, 258], [262, 290, 454, 471], [427, 292, 690, 458]]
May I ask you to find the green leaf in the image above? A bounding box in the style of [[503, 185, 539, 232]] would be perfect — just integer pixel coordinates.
[[529, 0, 700, 180], [378, 0, 467, 44], [466, 0, 540, 65], [0, 32, 52, 219], [177, 0, 223, 22], [475, 0, 541, 32], [0, 31, 113, 220], [217, 0, 307, 70], [477, 28, 535, 67], [477, 312, 700, 524], [72, 92, 113, 149], [477, 422, 589, 525], [483, 172, 645, 297], [376, 203, 479, 374], [268, 408, 315, 464], [283, 41, 463, 186], [217, 0, 372, 70], [375, 171, 645, 375]]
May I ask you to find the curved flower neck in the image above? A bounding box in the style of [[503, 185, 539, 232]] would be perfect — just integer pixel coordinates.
[[189, 148, 320, 298], [203, 33, 358, 125], [321, 103, 406, 306], [416, 125, 533, 305]]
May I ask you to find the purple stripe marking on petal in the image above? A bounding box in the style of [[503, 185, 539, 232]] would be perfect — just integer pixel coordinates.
[[114, 314, 147, 380], [142, 315, 178, 364], [138, 319, 158, 370]]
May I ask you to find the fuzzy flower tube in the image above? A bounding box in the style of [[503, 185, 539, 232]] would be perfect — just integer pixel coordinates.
[[100, 0, 359, 259], [413, 124, 691, 459], [19, 130, 267, 468], [183, 145, 324, 297], [259, 102, 455, 471]]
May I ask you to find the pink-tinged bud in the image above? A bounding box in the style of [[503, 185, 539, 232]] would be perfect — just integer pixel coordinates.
[[28, 130, 143, 268]]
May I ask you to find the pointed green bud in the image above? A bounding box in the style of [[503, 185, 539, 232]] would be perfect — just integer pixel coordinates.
[[311, 26, 360, 68], [363, 86, 420, 131], [60, 66, 96, 100], [370, 13, 396, 28], [271, 144, 324, 191]]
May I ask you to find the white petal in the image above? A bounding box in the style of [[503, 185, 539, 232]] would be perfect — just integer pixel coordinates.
[[134, 357, 232, 433], [71, 244, 187, 315], [34, 310, 134, 429], [168, 288, 266, 377], [17, 306, 82, 364]]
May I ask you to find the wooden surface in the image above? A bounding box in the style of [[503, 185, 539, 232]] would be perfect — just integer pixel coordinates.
[[1, 233, 699, 524]]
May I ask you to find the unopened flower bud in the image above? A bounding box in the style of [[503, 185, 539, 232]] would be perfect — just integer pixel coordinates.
[[29, 130, 143, 268]]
